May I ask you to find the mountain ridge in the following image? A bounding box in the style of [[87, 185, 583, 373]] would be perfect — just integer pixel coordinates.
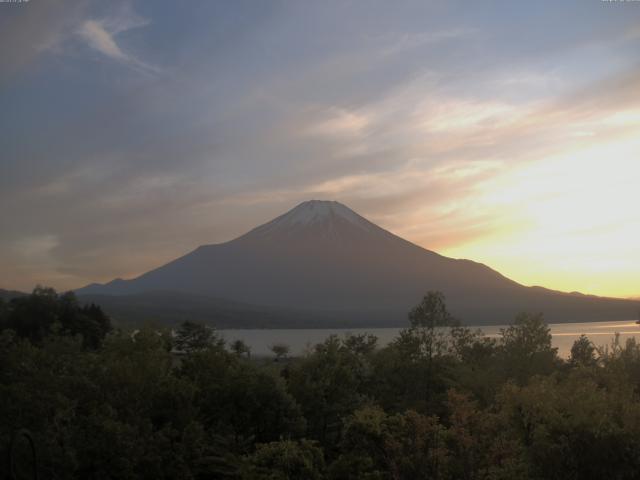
[[76, 200, 638, 326]]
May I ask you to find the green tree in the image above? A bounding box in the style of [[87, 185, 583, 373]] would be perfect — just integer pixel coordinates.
[[408, 291, 456, 370], [4, 286, 60, 343], [499, 312, 558, 384], [270, 343, 290, 361], [373, 292, 456, 412], [496, 373, 640, 480], [180, 347, 304, 447], [230, 338, 251, 358], [444, 389, 531, 480], [0, 297, 7, 330], [287, 336, 368, 448], [331, 405, 449, 479], [342, 333, 378, 356], [597, 335, 640, 394], [244, 439, 325, 480], [448, 326, 501, 405], [2, 287, 111, 348], [174, 320, 221, 353], [569, 334, 596, 367]]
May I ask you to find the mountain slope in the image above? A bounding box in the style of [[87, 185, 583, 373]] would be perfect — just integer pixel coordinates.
[[77, 200, 638, 326]]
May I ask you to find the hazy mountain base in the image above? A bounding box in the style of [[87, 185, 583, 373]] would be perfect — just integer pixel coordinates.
[[77, 291, 402, 329], [4, 286, 637, 329], [79, 289, 638, 329]]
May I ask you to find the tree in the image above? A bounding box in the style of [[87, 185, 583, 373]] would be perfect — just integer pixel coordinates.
[[4, 286, 59, 343], [387, 291, 457, 408], [499, 312, 558, 384], [179, 348, 304, 446], [270, 343, 290, 361], [330, 405, 449, 479], [174, 320, 221, 353], [409, 291, 455, 330], [0, 297, 7, 330], [569, 334, 596, 367], [496, 373, 640, 480], [78, 303, 112, 348], [342, 333, 378, 356], [2, 287, 111, 348], [287, 336, 367, 447], [230, 339, 251, 358], [408, 291, 456, 361], [57, 292, 112, 349], [448, 326, 501, 405], [244, 439, 325, 480]]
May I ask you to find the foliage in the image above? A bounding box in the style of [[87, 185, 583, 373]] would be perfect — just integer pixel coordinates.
[[230, 338, 252, 358], [496, 373, 640, 480], [2, 288, 640, 479], [1, 287, 111, 348], [287, 335, 370, 449], [269, 343, 291, 360], [173, 320, 222, 353], [243, 439, 325, 480], [499, 312, 559, 384], [569, 334, 596, 367], [371, 292, 460, 413]]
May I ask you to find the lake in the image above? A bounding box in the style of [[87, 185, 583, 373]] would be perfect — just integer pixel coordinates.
[[220, 320, 640, 358]]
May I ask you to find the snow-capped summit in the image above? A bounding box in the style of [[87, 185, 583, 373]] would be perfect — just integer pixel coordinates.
[[276, 200, 369, 228], [245, 200, 377, 239]]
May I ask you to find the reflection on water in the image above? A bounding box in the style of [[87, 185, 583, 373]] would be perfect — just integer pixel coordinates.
[[220, 320, 639, 358]]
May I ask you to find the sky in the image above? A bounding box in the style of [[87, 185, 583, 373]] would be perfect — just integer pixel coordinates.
[[1, 0, 639, 298]]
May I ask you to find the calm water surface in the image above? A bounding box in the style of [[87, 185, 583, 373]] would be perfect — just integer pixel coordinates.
[[220, 320, 640, 358]]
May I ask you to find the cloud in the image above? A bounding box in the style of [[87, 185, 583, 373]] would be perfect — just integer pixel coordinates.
[[79, 20, 130, 62], [2, 1, 640, 297], [304, 107, 370, 138], [77, 5, 158, 74], [380, 28, 475, 57]]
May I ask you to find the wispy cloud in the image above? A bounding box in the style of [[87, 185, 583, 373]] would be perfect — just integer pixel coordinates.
[[77, 5, 159, 74], [304, 107, 370, 138], [79, 20, 131, 62], [381, 28, 475, 57]]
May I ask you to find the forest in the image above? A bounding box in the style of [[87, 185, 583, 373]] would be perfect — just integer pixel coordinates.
[[3, 288, 640, 479]]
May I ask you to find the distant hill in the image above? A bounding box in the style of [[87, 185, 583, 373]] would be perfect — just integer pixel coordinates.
[[0, 289, 27, 301], [77, 200, 639, 327]]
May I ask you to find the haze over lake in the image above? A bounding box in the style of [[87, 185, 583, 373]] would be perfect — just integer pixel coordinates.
[[221, 320, 640, 358]]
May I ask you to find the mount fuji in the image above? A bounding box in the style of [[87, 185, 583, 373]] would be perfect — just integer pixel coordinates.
[[77, 200, 638, 327]]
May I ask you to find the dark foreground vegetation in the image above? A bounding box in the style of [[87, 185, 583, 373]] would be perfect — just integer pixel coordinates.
[[3, 288, 640, 479]]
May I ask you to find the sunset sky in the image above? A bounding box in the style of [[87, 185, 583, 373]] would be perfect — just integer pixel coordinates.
[[1, 0, 639, 298]]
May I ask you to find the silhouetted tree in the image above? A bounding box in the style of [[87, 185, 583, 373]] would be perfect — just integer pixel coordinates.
[[270, 343, 290, 361], [244, 439, 325, 480], [288, 335, 367, 447], [499, 312, 558, 384], [2, 287, 111, 348], [174, 320, 221, 353], [230, 339, 251, 358], [5, 286, 59, 343], [406, 291, 456, 405], [342, 333, 378, 356], [0, 297, 7, 329], [570, 334, 596, 367]]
